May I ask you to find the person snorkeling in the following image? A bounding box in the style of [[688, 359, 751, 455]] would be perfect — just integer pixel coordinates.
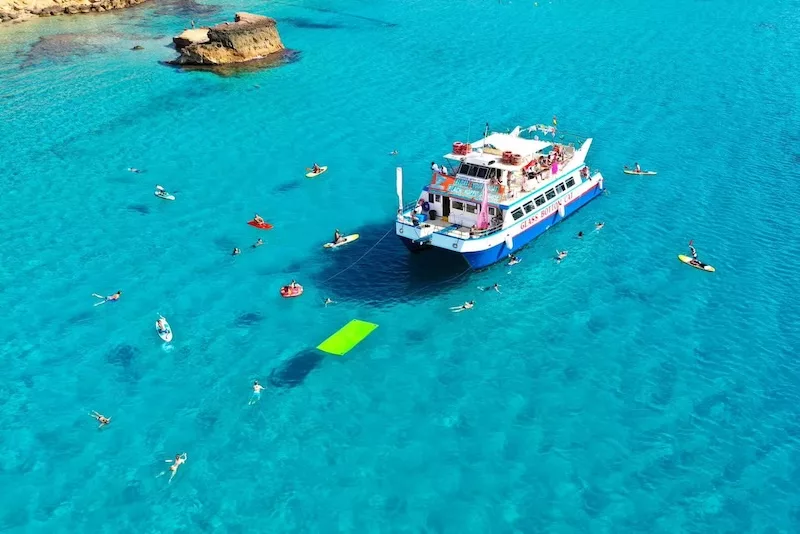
[[93, 291, 121, 306], [232, 248, 241, 256], [507, 254, 521, 266], [252, 238, 263, 248], [159, 453, 188, 484], [323, 297, 335, 307], [556, 250, 568, 262]]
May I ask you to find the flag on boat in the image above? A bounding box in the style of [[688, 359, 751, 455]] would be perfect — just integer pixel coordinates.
[[477, 183, 490, 230]]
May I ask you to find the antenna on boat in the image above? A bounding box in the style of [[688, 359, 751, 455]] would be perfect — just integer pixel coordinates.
[[396, 167, 403, 213], [484, 121, 489, 139]]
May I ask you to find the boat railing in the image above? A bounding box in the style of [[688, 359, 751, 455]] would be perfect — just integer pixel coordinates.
[[438, 221, 503, 239]]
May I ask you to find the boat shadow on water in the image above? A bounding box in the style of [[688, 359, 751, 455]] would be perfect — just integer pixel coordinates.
[[313, 222, 471, 306], [268, 349, 323, 389]]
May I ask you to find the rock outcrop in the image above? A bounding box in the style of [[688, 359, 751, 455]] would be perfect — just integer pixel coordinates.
[[172, 12, 285, 66], [0, 0, 149, 23], [173, 28, 210, 50]]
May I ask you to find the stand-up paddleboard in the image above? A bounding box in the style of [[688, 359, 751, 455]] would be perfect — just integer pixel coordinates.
[[280, 284, 303, 298], [323, 234, 359, 248], [305, 166, 328, 178], [156, 316, 173, 342], [623, 169, 657, 176], [678, 254, 715, 272], [154, 185, 175, 201], [247, 219, 273, 230]]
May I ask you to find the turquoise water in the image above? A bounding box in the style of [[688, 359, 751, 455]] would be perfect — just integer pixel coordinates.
[[1, 0, 799, 530]]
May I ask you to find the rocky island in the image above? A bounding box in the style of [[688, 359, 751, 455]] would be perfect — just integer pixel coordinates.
[[0, 0, 148, 23], [171, 12, 285, 67]]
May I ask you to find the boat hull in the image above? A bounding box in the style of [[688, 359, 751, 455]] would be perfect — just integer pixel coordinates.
[[462, 183, 603, 268], [397, 182, 603, 269]]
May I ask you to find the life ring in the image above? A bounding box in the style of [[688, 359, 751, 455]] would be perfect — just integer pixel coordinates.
[[422, 201, 430, 212]]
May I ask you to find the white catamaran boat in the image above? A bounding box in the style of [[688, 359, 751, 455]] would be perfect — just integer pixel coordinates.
[[395, 123, 605, 269]]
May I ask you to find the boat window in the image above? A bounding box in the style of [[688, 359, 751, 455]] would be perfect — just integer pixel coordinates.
[[452, 200, 464, 211], [555, 183, 566, 194], [511, 208, 524, 220], [489, 206, 497, 216], [428, 193, 435, 202], [465, 203, 477, 214], [545, 189, 556, 200], [476, 167, 488, 179], [487, 168, 497, 180], [565, 178, 575, 188], [457, 163, 470, 176], [523, 201, 534, 213], [534, 195, 545, 206]]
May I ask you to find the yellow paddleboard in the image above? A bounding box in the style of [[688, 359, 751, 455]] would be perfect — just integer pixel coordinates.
[[305, 166, 328, 178], [678, 254, 715, 272], [323, 234, 359, 248]]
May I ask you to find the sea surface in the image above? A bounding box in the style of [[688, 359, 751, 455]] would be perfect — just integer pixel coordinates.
[[1, 0, 799, 531]]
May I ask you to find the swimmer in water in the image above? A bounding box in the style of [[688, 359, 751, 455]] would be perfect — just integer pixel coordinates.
[[556, 250, 568, 262], [507, 254, 521, 266], [93, 291, 121, 306], [481, 284, 501, 293], [159, 453, 188, 484], [323, 297, 335, 307], [595, 222, 605, 230], [248, 380, 265, 405], [252, 238, 263, 248], [577, 231, 584, 238], [127, 167, 141, 174], [389, 150, 398, 156], [89, 411, 111, 428], [450, 301, 475, 312], [232, 248, 241, 256]]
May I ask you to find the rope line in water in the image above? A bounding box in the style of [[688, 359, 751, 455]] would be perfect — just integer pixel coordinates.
[[321, 228, 394, 284]]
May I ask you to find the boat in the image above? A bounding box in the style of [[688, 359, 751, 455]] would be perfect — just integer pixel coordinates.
[[623, 169, 657, 176], [395, 123, 605, 269], [280, 284, 303, 298], [306, 166, 328, 178], [247, 219, 273, 230]]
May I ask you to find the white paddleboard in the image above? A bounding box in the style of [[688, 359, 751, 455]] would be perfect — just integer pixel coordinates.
[[323, 234, 360, 248], [156, 316, 173, 342], [155, 191, 175, 201], [305, 166, 328, 178]]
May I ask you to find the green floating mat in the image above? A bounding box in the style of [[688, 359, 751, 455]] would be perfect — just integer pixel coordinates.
[[317, 319, 378, 356]]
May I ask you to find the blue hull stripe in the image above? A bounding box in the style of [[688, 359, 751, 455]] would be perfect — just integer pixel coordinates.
[[398, 184, 603, 268]]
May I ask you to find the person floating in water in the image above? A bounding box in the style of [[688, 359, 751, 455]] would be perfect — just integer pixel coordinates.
[[595, 222, 604, 230], [252, 238, 263, 248], [89, 411, 111, 428], [93, 291, 121, 306], [333, 229, 345, 245], [248, 380, 265, 405], [507, 254, 521, 266], [253, 214, 265, 225], [389, 150, 398, 156], [127, 167, 141, 174], [481, 284, 501, 293], [577, 231, 584, 238], [450, 301, 475, 312], [159, 453, 188, 484], [323, 297, 335, 307], [556, 250, 568, 262], [232, 248, 241, 256]]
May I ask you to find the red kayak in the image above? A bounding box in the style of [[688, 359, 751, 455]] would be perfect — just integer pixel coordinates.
[[280, 284, 303, 298], [247, 219, 273, 230]]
